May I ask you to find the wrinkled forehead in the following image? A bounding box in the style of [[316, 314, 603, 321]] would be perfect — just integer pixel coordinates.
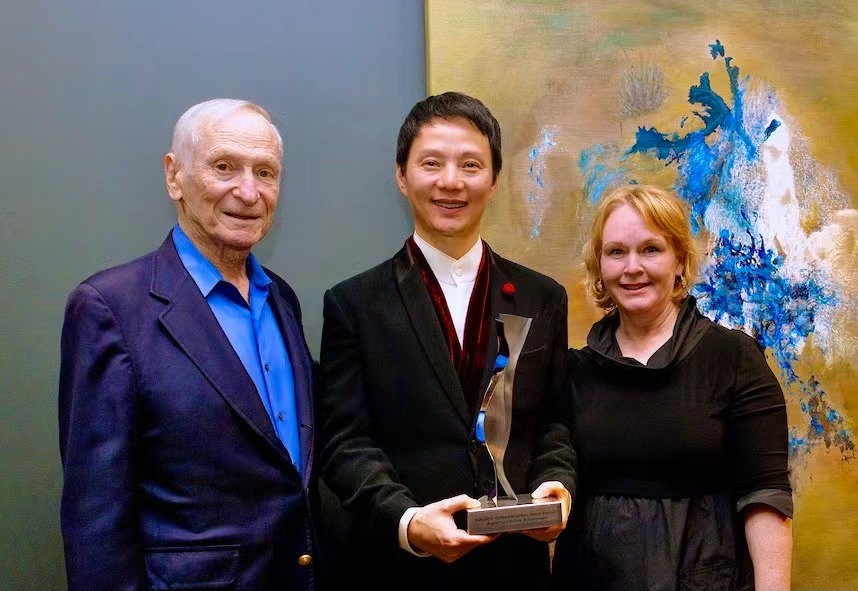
[[196, 108, 283, 161]]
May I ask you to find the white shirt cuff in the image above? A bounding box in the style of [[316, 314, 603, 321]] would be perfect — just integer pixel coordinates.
[[398, 507, 431, 557]]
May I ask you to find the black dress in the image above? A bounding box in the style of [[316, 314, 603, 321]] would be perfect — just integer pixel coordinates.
[[551, 296, 792, 591]]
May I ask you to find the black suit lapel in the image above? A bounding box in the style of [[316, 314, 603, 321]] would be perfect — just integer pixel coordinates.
[[151, 237, 294, 467], [393, 247, 470, 425], [479, 246, 518, 397]]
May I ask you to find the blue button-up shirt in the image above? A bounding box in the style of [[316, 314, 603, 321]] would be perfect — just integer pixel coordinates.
[[172, 224, 301, 474]]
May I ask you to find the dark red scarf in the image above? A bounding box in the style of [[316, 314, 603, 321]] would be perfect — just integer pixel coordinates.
[[407, 237, 492, 415]]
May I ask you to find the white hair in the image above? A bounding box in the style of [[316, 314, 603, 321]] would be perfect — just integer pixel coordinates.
[[169, 98, 283, 171]]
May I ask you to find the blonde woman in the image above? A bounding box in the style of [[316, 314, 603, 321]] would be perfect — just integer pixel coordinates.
[[551, 185, 793, 591]]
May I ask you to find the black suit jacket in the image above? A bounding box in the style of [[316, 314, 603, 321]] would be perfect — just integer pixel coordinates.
[[318, 242, 576, 589], [59, 232, 320, 590]]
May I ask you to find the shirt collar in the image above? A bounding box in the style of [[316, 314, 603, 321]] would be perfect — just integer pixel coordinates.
[[172, 223, 271, 297], [412, 232, 482, 286]]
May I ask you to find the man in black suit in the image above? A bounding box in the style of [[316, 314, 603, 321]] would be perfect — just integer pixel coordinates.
[[318, 92, 577, 589]]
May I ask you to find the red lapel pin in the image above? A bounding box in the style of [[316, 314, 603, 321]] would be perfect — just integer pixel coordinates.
[[501, 282, 516, 297]]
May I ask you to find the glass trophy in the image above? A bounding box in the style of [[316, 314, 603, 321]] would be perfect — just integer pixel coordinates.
[[460, 313, 563, 535]]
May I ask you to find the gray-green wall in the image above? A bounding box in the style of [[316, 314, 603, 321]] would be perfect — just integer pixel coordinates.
[[0, 2, 423, 588]]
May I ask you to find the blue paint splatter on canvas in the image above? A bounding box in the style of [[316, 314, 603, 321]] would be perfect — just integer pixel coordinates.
[[527, 127, 560, 239], [578, 40, 854, 460]]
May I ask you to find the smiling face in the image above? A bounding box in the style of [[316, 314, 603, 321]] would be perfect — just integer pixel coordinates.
[[600, 204, 683, 321], [395, 116, 497, 259], [164, 107, 282, 265]]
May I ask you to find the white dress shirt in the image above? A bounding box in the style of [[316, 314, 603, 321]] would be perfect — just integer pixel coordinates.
[[412, 232, 482, 345]]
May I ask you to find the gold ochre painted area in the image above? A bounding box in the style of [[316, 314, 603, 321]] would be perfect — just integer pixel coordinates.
[[427, 1, 858, 587]]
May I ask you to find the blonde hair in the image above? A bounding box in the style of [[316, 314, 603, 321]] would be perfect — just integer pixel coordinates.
[[583, 184, 702, 311]]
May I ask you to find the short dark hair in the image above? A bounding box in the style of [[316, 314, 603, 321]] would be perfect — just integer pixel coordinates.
[[396, 92, 502, 182]]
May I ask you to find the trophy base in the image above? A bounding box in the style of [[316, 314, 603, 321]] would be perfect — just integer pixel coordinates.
[[459, 493, 562, 535]]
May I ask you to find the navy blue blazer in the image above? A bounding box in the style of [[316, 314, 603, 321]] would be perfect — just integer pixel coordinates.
[[59, 232, 318, 590]]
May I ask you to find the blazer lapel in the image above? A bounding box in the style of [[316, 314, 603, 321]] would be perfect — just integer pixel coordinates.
[[150, 236, 294, 467], [393, 246, 470, 425], [268, 290, 314, 487], [479, 246, 518, 397]]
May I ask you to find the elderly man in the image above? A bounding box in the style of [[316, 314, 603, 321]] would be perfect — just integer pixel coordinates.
[[59, 99, 320, 590]]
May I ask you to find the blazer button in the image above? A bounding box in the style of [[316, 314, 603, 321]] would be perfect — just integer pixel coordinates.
[[297, 554, 313, 566]]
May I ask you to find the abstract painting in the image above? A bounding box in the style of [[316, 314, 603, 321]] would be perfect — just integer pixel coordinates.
[[427, 1, 857, 587]]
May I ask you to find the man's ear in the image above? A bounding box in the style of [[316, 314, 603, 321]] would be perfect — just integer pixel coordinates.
[[395, 164, 407, 196], [489, 177, 499, 199], [164, 153, 183, 203]]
